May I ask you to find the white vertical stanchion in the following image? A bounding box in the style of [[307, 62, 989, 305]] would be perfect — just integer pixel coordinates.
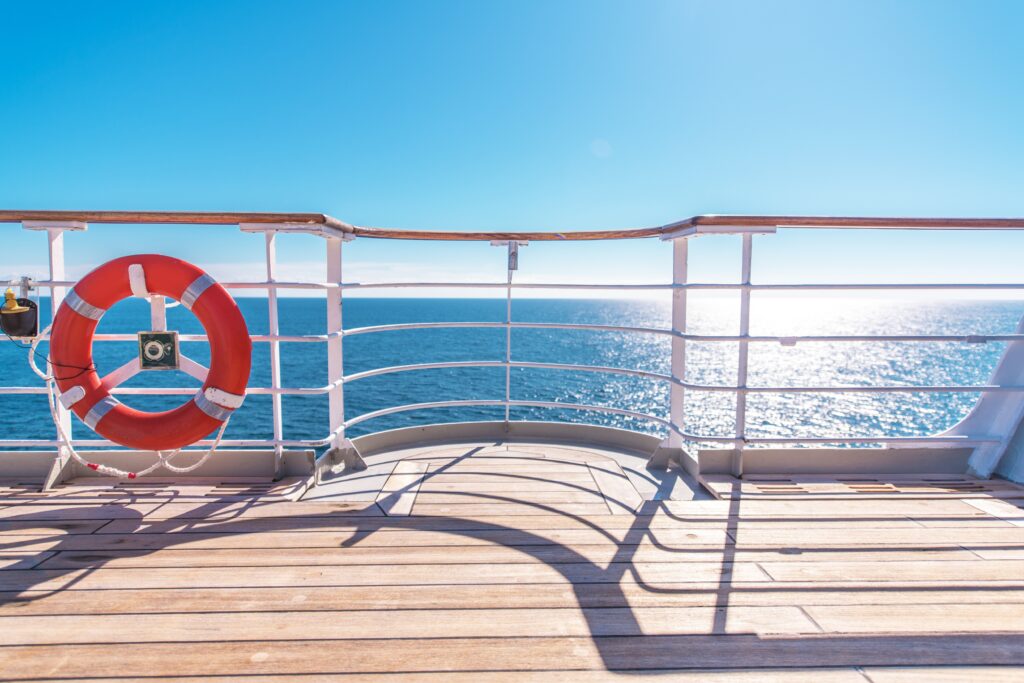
[[504, 241, 518, 426], [23, 220, 86, 489], [326, 236, 345, 447], [668, 238, 689, 450], [733, 233, 754, 476], [265, 232, 284, 476]]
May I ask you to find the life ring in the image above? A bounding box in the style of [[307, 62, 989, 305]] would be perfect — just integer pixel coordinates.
[[49, 255, 251, 451]]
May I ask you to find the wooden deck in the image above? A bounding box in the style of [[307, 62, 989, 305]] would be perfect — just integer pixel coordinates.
[[2, 444, 1024, 680]]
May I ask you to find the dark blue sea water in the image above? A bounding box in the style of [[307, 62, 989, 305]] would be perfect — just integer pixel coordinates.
[[5, 296, 1024, 449]]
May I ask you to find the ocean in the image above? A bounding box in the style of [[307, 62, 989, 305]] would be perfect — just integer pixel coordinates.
[[4, 296, 1024, 448]]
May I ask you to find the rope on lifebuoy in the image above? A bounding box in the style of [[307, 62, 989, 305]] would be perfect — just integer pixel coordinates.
[[30, 324, 231, 479]]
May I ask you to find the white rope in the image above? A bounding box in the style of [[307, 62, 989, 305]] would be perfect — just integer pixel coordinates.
[[29, 324, 230, 479]]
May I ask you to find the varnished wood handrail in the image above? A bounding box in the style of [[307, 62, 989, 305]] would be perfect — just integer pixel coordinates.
[[0, 210, 353, 231], [3, 210, 1024, 240]]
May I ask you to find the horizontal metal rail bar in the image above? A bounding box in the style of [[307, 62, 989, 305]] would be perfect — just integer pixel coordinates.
[[343, 360, 671, 383], [344, 322, 508, 336], [671, 430, 999, 446], [0, 435, 339, 449], [343, 398, 671, 429], [4, 382, 343, 396], [22, 332, 341, 344], [344, 361, 506, 382], [680, 382, 1024, 394], [341, 282, 676, 290], [341, 321, 1024, 344], [23, 278, 1024, 292]]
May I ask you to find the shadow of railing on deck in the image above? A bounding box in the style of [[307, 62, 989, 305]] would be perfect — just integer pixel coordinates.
[[2, 473, 1024, 673]]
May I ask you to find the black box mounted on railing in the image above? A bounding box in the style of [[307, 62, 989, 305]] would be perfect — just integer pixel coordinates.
[[0, 292, 38, 339]]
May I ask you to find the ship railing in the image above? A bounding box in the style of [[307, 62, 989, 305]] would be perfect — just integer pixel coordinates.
[[2, 212, 1024, 479]]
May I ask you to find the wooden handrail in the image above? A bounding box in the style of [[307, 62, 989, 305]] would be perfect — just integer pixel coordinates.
[[3, 210, 1024, 240], [0, 210, 353, 231]]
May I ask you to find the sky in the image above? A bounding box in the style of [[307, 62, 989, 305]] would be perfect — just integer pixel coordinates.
[[2, 0, 1024, 297]]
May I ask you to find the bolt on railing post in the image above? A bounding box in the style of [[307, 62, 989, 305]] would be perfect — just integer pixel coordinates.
[[265, 232, 284, 476], [668, 238, 689, 449], [733, 233, 754, 476]]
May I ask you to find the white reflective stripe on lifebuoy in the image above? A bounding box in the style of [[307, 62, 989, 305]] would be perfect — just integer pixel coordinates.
[[180, 274, 216, 311], [128, 264, 150, 298], [64, 290, 106, 321], [59, 385, 86, 409], [83, 396, 121, 430], [204, 387, 245, 409], [194, 390, 232, 421]]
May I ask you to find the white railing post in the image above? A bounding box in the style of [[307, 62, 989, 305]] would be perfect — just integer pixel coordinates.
[[668, 238, 689, 448], [322, 232, 366, 472], [647, 236, 690, 470], [23, 221, 86, 489], [733, 233, 754, 476], [326, 236, 345, 447], [492, 240, 524, 427], [265, 232, 284, 476]]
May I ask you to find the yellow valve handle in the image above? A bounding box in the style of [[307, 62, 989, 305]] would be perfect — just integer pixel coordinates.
[[2, 288, 30, 314]]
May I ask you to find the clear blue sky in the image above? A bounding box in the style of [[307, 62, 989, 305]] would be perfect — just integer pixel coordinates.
[[3, 0, 1024, 294]]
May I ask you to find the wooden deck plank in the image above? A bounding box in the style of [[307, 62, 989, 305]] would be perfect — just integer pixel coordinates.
[[760, 559, 1024, 582], [376, 460, 428, 516], [0, 551, 53, 570], [418, 480, 606, 492], [91, 515, 1006, 534], [427, 461, 598, 473], [419, 471, 598, 484], [413, 490, 611, 504], [7, 584, 1024, 616], [1, 634, 1022, 678], [588, 460, 643, 514], [30, 524, 1024, 550], [11, 524, 1024, 549], [0, 520, 107, 536], [0, 606, 820, 644], [0, 669, 874, 682], [807, 603, 1024, 633], [410, 502, 616, 516], [0, 561, 773, 591], [31, 545, 984, 569], [864, 666, 1024, 682]]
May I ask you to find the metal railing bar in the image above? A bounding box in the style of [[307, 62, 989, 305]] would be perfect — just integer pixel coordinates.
[[344, 322, 508, 336], [342, 360, 672, 383], [340, 323, 1024, 343], [677, 381, 1024, 393], [341, 282, 676, 290], [343, 361, 506, 382], [9, 377, 1024, 397], [343, 398, 670, 429], [679, 333, 1024, 343], [21, 332, 342, 343], [666, 426, 1000, 445], [511, 322, 673, 336], [24, 279, 1024, 292]]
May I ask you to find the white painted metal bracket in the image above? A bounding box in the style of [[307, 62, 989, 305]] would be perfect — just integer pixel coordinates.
[[323, 437, 367, 475], [22, 221, 88, 232], [240, 222, 356, 242], [659, 223, 777, 241]]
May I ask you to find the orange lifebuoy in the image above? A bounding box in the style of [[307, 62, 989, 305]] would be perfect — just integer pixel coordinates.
[[49, 255, 251, 451]]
